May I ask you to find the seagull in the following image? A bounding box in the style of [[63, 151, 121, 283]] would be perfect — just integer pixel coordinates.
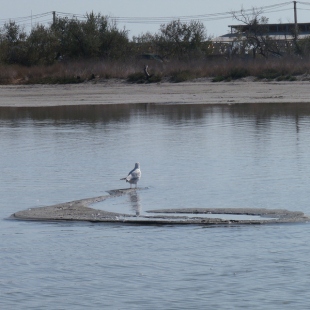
[[120, 163, 141, 188]]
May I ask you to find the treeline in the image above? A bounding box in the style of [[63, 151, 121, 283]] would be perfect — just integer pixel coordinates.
[[2, 11, 310, 67], [0, 12, 211, 66], [3, 11, 310, 84]]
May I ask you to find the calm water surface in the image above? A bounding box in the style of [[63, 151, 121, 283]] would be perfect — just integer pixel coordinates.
[[1, 103, 310, 309]]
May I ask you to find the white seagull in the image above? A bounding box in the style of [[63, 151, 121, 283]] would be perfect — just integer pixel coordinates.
[[120, 163, 141, 188]]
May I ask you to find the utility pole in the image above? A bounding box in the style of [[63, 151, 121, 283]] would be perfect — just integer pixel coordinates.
[[52, 11, 56, 25], [293, 1, 298, 39]]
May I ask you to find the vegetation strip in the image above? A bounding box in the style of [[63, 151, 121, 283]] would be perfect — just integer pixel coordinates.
[[1, 10, 310, 84]]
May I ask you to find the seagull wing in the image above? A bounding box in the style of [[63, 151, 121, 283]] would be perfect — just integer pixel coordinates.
[[126, 168, 141, 181]]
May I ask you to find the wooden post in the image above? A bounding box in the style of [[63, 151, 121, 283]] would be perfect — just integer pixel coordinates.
[[52, 11, 56, 25], [294, 1, 298, 39]]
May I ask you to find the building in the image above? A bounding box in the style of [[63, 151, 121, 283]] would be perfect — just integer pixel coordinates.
[[214, 22, 310, 43], [211, 22, 310, 57]]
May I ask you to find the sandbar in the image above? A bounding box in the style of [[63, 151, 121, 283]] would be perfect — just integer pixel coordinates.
[[1, 79, 310, 107], [11, 189, 309, 225]]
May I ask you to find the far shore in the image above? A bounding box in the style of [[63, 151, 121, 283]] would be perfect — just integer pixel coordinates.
[[0, 79, 310, 107]]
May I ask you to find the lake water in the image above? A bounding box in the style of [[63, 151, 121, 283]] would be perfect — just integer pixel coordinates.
[[1, 103, 310, 309]]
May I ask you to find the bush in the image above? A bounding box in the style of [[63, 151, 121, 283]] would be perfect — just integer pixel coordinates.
[[212, 76, 226, 82], [257, 68, 282, 80], [26, 75, 84, 84], [170, 70, 195, 82], [276, 75, 297, 81], [212, 68, 249, 82], [127, 71, 162, 83], [148, 74, 162, 83], [127, 72, 147, 83], [228, 68, 250, 79]]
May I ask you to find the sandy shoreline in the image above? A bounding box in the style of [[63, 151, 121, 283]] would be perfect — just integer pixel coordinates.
[[1, 79, 310, 107]]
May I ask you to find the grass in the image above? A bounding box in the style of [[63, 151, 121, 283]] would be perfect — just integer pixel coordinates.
[[0, 56, 309, 85]]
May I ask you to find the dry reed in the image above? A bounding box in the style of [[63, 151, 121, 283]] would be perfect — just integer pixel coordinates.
[[1, 56, 310, 85]]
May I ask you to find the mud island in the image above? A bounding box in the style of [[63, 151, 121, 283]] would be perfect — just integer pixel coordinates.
[[11, 189, 309, 225]]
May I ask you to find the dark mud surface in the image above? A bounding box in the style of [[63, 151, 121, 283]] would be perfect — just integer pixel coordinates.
[[11, 189, 310, 225]]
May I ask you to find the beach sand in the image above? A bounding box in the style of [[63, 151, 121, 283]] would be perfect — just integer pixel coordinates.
[[0, 79, 310, 107]]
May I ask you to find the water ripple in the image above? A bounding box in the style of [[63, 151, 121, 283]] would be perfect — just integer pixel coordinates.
[[1, 103, 310, 309]]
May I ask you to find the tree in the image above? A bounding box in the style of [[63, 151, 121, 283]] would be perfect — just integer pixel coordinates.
[[27, 25, 58, 65], [51, 13, 130, 60], [51, 15, 91, 58], [232, 8, 282, 58], [97, 19, 130, 59], [0, 21, 28, 64], [132, 32, 155, 56], [156, 20, 209, 60]]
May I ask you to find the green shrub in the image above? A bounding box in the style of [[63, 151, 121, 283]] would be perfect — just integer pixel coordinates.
[[257, 69, 282, 80], [212, 68, 249, 82], [212, 76, 225, 82], [170, 70, 195, 82], [127, 72, 162, 83], [26, 75, 84, 84], [127, 72, 146, 83], [228, 68, 250, 79], [276, 75, 297, 81], [148, 74, 162, 83]]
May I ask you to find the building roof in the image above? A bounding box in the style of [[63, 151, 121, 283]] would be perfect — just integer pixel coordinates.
[[213, 22, 310, 43]]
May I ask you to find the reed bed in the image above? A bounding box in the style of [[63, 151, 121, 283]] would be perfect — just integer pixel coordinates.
[[1, 56, 310, 85]]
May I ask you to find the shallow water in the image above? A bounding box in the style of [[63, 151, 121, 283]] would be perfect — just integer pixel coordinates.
[[1, 103, 310, 309]]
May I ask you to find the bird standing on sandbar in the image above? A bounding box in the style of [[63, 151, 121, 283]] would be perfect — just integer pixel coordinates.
[[120, 163, 141, 188]]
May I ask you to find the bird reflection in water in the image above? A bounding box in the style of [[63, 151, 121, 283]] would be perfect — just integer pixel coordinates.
[[129, 191, 141, 216]]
